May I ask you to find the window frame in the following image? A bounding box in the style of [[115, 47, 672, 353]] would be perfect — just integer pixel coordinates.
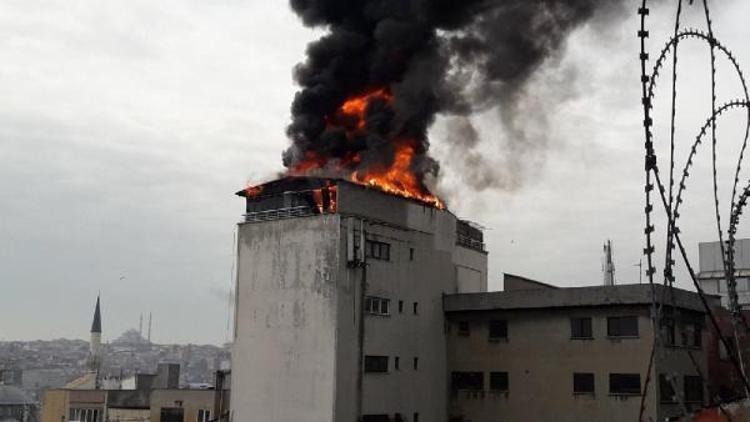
[[489, 371, 509, 392], [457, 321, 470, 337], [570, 317, 593, 339], [364, 296, 390, 316], [488, 319, 508, 341], [684, 375, 704, 403], [366, 240, 391, 261], [364, 355, 389, 373], [607, 316, 639, 338], [573, 372, 595, 395], [451, 371, 484, 391], [659, 374, 677, 403], [609, 373, 642, 396]]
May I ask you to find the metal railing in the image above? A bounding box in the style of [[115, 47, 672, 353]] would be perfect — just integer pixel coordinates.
[[457, 234, 485, 252], [243, 206, 317, 223]]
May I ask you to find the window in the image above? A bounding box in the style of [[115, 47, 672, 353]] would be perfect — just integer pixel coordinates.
[[364, 296, 390, 316], [394, 414, 405, 422], [197, 409, 211, 422], [609, 373, 641, 395], [398, 300, 404, 313], [571, 317, 593, 339], [684, 376, 704, 403], [361, 415, 389, 422], [413, 413, 419, 422], [364, 355, 389, 373], [488, 320, 508, 340], [395, 357, 400, 370], [159, 408, 184, 422], [366, 240, 391, 261], [607, 316, 639, 337], [413, 357, 419, 370], [573, 373, 595, 394], [661, 317, 676, 346], [70, 408, 102, 422], [413, 302, 418, 315], [490, 372, 509, 391], [659, 374, 676, 403], [451, 371, 484, 391], [682, 323, 703, 348], [458, 321, 470, 337], [409, 248, 415, 261]]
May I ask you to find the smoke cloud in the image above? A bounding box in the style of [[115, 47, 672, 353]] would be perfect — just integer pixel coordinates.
[[283, 0, 626, 192]]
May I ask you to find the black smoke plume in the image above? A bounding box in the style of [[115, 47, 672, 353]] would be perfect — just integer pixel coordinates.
[[283, 0, 625, 192]]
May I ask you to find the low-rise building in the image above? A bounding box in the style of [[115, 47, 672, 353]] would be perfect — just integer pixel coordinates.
[[0, 384, 36, 422], [444, 275, 719, 422]]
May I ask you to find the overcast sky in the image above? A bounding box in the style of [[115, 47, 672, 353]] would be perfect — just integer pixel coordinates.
[[2, 1, 749, 345]]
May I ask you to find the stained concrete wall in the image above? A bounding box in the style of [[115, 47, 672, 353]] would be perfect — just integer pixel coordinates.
[[232, 215, 341, 422], [446, 304, 709, 422]]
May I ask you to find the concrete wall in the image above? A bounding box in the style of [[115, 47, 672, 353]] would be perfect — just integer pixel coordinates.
[[150, 390, 215, 422], [446, 305, 708, 422], [41, 390, 68, 422], [232, 215, 341, 422], [109, 407, 150, 422]]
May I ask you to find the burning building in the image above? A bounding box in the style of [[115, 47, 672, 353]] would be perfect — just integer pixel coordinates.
[[230, 177, 487, 421]]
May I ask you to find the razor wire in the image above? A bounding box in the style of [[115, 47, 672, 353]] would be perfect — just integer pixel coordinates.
[[637, 0, 750, 419]]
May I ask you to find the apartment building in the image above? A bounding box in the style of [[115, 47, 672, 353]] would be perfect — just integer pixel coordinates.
[[231, 177, 488, 422], [444, 275, 718, 422], [697, 239, 750, 308]]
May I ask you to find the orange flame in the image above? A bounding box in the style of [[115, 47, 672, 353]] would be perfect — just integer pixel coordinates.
[[245, 185, 264, 198], [288, 88, 444, 209]]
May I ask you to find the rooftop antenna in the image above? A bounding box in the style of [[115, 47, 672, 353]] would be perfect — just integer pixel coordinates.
[[634, 260, 643, 284], [603, 240, 615, 286]]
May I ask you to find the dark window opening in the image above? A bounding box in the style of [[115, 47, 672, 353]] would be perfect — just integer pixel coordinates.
[[490, 371, 509, 391], [413, 413, 419, 422], [607, 316, 639, 337], [573, 373, 595, 394], [413, 302, 418, 315], [409, 248, 415, 261], [609, 373, 641, 395], [366, 240, 391, 261], [684, 376, 704, 403], [398, 300, 404, 313], [413, 357, 419, 371], [394, 414, 404, 422], [488, 320, 508, 340], [159, 408, 184, 422], [364, 356, 389, 373], [682, 323, 703, 348], [571, 317, 593, 339], [659, 374, 677, 403], [458, 321, 470, 337], [451, 371, 484, 391], [394, 357, 400, 370]]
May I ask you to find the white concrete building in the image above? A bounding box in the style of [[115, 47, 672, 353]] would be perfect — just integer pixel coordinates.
[[697, 239, 750, 308], [230, 177, 488, 422]]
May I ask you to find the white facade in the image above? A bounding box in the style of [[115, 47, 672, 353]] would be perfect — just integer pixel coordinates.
[[230, 179, 488, 422], [697, 239, 750, 308]]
